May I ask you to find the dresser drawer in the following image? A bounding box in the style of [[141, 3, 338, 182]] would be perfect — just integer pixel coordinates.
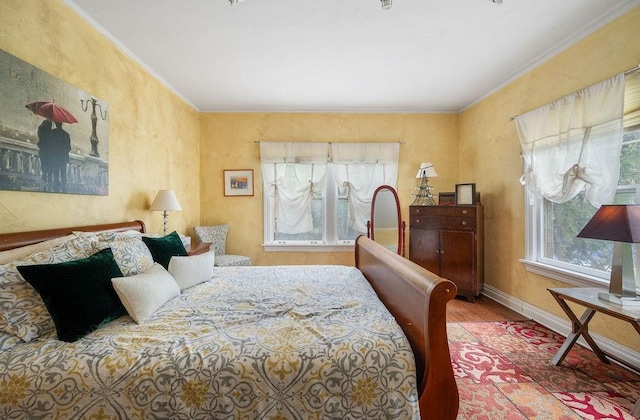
[[410, 216, 439, 228], [440, 216, 476, 229], [410, 205, 476, 218], [411, 215, 476, 229]]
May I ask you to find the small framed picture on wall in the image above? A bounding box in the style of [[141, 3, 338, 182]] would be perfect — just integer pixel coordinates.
[[455, 183, 476, 205], [224, 169, 254, 197]]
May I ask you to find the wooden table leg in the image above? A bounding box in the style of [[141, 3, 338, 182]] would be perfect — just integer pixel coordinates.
[[624, 318, 640, 417], [550, 293, 609, 366], [632, 398, 640, 417]]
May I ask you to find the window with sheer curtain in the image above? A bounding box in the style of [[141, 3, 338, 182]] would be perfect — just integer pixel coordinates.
[[518, 70, 640, 287], [260, 142, 399, 251]]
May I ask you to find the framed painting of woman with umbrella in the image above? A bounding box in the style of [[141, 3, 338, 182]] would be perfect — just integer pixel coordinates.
[[0, 48, 109, 195]]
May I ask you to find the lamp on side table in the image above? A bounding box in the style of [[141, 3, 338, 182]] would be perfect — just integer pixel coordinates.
[[150, 190, 182, 235], [577, 205, 640, 306]]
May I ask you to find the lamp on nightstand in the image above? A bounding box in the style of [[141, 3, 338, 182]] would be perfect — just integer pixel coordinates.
[[577, 205, 640, 306], [150, 190, 182, 235]]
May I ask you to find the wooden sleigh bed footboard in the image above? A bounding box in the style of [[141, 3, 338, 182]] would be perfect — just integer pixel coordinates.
[[355, 235, 459, 420]]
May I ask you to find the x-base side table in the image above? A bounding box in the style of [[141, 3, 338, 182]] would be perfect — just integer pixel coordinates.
[[547, 287, 640, 417]]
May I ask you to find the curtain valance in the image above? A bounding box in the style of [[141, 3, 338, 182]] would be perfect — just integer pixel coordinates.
[[516, 73, 625, 207], [332, 143, 399, 233]]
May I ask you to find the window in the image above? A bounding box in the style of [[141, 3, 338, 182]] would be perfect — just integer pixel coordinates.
[[523, 70, 640, 287], [260, 142, 399, 252]]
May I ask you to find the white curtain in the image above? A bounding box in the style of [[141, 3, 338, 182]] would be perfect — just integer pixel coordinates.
[[516, 73, 625, 207], [332, 143, 399, 233], [260, 142, 329, 234]]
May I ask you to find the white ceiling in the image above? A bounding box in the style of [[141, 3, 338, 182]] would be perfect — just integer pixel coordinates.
[[65, 0, 640, 113]]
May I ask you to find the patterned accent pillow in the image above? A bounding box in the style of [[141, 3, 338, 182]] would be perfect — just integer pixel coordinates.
[[194, 224, 229, 256], [92, 231, 154, 276], [0, 235, 98, 342], [0, 234, 76, 265]]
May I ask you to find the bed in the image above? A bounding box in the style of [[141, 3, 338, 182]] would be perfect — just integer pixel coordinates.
[[0, 221, 458, 419]]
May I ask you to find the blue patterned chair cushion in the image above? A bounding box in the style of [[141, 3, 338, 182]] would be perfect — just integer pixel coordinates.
[[194, 225, 228, 256], [214, 254, 251, 267]]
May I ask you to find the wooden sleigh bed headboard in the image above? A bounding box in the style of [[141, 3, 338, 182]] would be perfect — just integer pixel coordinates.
[[0, 222, 458, 419], [0, 220, 146, 252]]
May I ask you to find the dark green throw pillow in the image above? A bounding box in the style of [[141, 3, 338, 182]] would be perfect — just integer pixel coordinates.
[[141, 231, 188, 269], [17, 248, 126, 342]]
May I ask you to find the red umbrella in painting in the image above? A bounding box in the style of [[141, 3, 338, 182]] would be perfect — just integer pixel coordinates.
[[25, 101, 78, 124]]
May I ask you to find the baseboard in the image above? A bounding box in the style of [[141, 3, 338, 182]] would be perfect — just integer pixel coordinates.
[[481, 285, 640, 372]]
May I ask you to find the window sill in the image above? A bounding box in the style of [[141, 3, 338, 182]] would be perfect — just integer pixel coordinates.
[[262, 243, 354, 252], [520, 259, 608, 288]]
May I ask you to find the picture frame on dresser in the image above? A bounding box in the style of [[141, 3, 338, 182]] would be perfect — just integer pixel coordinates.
[[224, 169, 254, 197], [455, 183, 476, 205]]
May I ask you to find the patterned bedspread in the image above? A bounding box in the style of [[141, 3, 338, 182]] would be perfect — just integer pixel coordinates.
[[0, 265, 419, 419]]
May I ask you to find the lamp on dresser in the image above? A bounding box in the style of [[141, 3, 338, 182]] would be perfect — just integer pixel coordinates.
[[577, 204, 640, 306], [411, 162, 438, 206], [150, 190, 182, 235]]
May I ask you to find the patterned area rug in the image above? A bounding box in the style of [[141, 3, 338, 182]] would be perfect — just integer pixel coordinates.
[[447, 321, 640, 419]]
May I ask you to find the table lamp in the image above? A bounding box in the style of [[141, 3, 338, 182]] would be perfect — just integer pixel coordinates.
[[411, 162, 438, 206], [577, 204, 640, 306], [150, 190, 182, 235]]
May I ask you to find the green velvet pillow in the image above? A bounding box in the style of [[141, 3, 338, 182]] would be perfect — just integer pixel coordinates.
[[17, 248, 126, 342], [141, 231, 188, 269]]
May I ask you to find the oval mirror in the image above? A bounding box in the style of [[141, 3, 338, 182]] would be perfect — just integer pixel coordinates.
[[368, 185, 404, 256]]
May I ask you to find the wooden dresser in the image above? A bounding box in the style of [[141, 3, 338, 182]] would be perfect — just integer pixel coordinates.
[[409, 205, 484, 302]]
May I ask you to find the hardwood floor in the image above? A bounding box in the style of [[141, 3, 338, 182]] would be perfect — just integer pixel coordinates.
[[447, 294, 529, 322]]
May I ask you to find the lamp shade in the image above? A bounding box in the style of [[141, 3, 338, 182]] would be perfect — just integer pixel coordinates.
[[577, 205, 640, 243], [150, 190, 182, 212], [416, 162, 437, 178]]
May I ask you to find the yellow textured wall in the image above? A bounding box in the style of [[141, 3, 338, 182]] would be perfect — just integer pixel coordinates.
[[199, 112, 458, 265], [459, 7, 640, 350], [0, 0, 200, 236]]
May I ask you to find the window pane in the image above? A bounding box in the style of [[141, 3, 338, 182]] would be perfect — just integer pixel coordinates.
[[274, 197, 323, 241], [336, 197, 361, 241], [544, 198, 610, 271], [526, 76, 640, 281], [619, 131, 640, 185], [542, 127, 640, 271]]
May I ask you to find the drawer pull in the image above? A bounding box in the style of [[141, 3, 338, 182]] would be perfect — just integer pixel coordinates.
[[415, 219, 421, 224], [462, 209, 468, 214], [461, 221, 467, 226]]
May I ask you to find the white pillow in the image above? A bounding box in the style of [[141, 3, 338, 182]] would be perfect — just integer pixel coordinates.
[[168, 251, 214, 291], [111, 263, 180, 323]]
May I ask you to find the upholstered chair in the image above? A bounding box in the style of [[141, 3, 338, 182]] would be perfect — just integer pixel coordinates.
[[193, 224, 251, 267]]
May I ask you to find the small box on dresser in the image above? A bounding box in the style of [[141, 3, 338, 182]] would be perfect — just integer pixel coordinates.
[[408, 205, 484, 302]]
